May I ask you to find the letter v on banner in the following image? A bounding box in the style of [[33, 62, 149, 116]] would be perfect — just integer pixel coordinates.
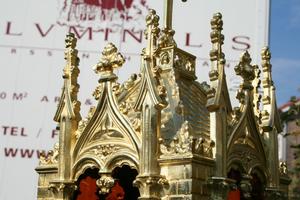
[[35, 23, 55, 37]]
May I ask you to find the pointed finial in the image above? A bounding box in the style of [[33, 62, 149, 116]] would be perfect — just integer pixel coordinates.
[[54, 33, 81, 122], [65, 32, 76, 48], [261, 46, 274, 106], [210, 13, 224, 52], [146, 9, 160, 28], [261, 47, 273, 88], [209, 12, 225, 80], [144, 9, 160, 56], [63, 33, 79, 78], [93, 43, 125, 81], [211, 13, 223, 33], [235, 51, 255, 89], [261, 47, 282, 132], [261, 46, 271, 61]]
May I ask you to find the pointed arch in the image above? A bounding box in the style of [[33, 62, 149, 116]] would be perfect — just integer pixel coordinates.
[[73, 157, 101, 180], [105, 152, 139, 171]]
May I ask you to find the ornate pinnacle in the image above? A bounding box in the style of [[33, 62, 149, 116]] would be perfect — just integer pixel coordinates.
[[209, 12, 225, 79], [63, 33, 79, 79], [210, 13, 224, 54], [64, 33, 81, 118], [211, 13, 223, 31], [235, 51, 255, 89], [261, 47, 273, 88], [261, 47, 274, 108], [145, 9, 160, 40], [146, 9, 160, 29], [65, 33, 76, 48], [206, 13, 228, 110], [144, 9, 160, 55], [93, 43, 125, 81], [261, 46, 271, 63]]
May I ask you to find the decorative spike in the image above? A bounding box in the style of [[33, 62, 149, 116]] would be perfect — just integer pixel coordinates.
[[146, 9, 160, 30], [143, 9, 167, 105], [63, 33, 78, 79], [209, 13, 225, 63], [210, 13, 224, 47], [206, 12, 232, 113], [144, 9, 160, 56], [261, 47, 273, 98], [208, 12, 225, 87], [234, 51, 255, 90], [261, 46, 281, 131], [260, 48, 282, 187], [61, 33, 81, 121], [93, 43, 125, 81]]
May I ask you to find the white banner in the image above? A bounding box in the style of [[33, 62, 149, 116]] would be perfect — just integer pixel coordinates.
[[0, 0, 269, 199]]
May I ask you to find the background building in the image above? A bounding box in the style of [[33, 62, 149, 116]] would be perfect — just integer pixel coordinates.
[[279, 97, 300, 199]]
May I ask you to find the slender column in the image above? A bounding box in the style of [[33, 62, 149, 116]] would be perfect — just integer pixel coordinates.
[[163, 0, 173, 29]]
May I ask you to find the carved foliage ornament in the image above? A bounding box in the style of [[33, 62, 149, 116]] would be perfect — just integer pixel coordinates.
[[158, 28, 176, 48], [279, 161, 288, 175], [234, 51, 255, 89], [159, 121, 215, 158], [93, 43, 125, 78], [90, 144, 120, 160], [174, 52, 195, 73], [39, 143, 59, 165], [48, 182, 76, 194], [96, 175, 115, 194], [230, 149, 262, 172]]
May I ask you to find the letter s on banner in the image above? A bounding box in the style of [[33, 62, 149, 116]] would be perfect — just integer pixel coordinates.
[[232, 36, 251, 51]]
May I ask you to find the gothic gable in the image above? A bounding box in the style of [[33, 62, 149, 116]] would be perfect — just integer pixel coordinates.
[[72, 43, 140, 176], [227, 52, 267, 174]]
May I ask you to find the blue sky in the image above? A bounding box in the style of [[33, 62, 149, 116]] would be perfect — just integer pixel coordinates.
[[270, 0, 300, 106]]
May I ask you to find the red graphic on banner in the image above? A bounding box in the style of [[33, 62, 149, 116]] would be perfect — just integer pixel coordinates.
[[81, 0, 134, 11], [58, 0, 149, 31]]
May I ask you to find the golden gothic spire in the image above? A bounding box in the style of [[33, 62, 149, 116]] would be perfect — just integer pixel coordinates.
[[54, 33, 81, 122]]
